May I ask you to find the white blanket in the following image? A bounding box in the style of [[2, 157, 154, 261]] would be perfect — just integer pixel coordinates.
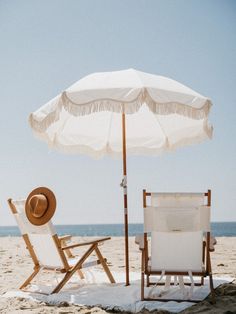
[[2, 271, 232, 313]]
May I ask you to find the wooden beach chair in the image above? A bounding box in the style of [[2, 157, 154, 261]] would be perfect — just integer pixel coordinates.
[[139, 190, 215, 303], [8, 198, 115, 294]]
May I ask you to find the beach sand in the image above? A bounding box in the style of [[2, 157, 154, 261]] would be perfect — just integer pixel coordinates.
[[0, 236, 235, 313]]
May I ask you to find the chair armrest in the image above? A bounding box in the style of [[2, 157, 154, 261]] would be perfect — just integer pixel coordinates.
[[61, 237, 111, 250], [135, 234, 144, 250], [59, 235, 72, 242], [59, 235, 73, 257]]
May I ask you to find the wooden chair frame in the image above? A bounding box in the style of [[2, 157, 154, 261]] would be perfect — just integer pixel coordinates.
[[141, 190, 215, 303], [8, 199, 115, 294]]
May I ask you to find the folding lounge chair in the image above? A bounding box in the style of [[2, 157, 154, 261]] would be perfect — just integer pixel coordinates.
[[139, 190, 215, 303], [8, 198, 115, 294]]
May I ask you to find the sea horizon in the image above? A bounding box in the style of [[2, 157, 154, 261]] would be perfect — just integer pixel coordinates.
[[0, 222, 236, 237]]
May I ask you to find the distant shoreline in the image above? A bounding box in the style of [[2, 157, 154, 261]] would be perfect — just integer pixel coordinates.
[[1, 222, 236, 237], [1, 221, 235, 227]]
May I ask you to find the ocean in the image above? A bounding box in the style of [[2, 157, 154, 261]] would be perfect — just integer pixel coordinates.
[[0, 222, 235, 237]]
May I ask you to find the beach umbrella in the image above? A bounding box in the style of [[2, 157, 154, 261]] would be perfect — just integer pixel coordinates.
[[29, 68, 213, 285]]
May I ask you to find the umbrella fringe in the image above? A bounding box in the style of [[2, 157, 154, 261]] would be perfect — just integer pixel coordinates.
[[29, 90, 212, 133]]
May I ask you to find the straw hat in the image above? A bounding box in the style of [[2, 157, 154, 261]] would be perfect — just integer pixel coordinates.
[[25, 187, 56, 226]]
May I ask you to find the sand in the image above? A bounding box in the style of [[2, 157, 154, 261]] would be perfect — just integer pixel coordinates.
[[0, 236, 235, 313]]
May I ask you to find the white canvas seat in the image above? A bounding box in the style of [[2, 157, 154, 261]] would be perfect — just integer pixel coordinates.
[[139, 190, 215, 303], [8, 198, 115, 294], [149, 231, 204, 272]]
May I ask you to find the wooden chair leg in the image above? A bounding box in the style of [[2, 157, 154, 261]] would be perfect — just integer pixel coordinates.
[[52, 271, 74, 294], [201, 241, 206, 285], [60, 239, 74, 258], [141, 250, 145, 300], [60, 238, 83, 279], [94, 246, 115, 283], [147, 274, 150, 287], [52, 244, 97, 294], [206, 233, 216, 304], [141, 271, 145, 300], [20, 267, 41, 290], [208, 253, 216, 304], [77, 269, 85, 279], [209, 271, 216, 304], [201, 276, 205, 285]]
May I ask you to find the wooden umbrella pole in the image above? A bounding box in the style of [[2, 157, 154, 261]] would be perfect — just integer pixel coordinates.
[[122, 112, 130, 286]]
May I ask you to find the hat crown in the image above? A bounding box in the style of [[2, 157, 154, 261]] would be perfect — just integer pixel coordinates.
[[29, 194, 48, 218], [25, 187, 56, 226]]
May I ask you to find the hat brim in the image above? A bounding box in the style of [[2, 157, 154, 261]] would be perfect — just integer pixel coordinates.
[[25, 187, 56, 226]]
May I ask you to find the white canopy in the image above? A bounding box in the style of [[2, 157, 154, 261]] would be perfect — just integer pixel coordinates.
[[29, 69, 213, 158]]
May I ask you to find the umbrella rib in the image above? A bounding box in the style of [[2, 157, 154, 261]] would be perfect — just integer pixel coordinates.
[[153, 113, 170, 148], [52, 115, 68, 143], [106, 112, 113, 152]]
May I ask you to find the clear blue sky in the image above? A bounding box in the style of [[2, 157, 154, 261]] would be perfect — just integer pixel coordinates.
[[0, 0, 235, 226]]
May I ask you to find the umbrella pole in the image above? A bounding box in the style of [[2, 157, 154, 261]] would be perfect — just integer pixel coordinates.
[[122, 112, 130, 286]]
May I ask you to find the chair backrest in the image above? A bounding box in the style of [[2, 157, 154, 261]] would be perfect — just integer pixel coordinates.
[[144, 192, 211, 233], [9, 199, 66, 269], [143, 191, 211, 272], [151, 192, 205, 207]]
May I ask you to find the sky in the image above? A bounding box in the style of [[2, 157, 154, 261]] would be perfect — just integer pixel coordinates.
[[0, 0, 235, 226]]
